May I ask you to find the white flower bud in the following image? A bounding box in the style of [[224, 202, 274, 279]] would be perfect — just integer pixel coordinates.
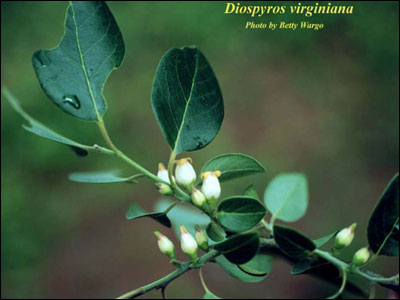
[[352, 247, 370, 266], [334, 223, 357, 249], [175, 158, 196, 188], [154, 231, 175, 259], [180, 225, 198, 261], [191, 189, 207, 209], [201, 171, 221, 206], [195, 225, 209, 251], [157, 163, 170, 184]]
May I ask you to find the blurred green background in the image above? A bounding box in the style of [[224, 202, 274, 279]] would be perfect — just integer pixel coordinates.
[[1, 1, 399, 299]]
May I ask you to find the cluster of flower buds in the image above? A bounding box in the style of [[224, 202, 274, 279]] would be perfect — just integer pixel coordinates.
[[352, 247, 370, 266], [156, 163, 173, 195], [154, 225, 209, 262], [334, 223, 357, 249], [156, 158, 222, 212], [154, 231, 175, 260]]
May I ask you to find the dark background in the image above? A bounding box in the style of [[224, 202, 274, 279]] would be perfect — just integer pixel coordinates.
[[1, 1, 399, 298]]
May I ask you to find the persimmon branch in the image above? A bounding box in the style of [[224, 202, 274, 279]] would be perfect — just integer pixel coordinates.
[[116, 250, 220, 299]]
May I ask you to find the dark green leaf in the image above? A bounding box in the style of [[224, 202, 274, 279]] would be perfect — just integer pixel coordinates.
[[291, 257, 332, 275], [238, 253, 272, 276], [32, 1, 125, 120], [200, 154, 264, 182], [213, 232, 259, 264], [243, 185, 260, 201], [206, 222, 226, 242], [215, 256, 267, 283], [216, 196, 266, 232], [264, 173, 308, 222], [273, 225, 316, 259], [126, 202, 176, 228], [367, 173, 399, 256], [151, 47, 224, 153], [155, 199, 210, 237], [314, 231, 338, 248], [69, 171, 139, 183], [3, 88, 97, 156]]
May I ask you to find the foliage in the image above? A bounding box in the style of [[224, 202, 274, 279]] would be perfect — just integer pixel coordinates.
[[3, 1, 398, 299]]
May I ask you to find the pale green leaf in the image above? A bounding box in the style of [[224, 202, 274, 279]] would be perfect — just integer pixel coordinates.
[[69, 170, 140, 183], [264, 173, 308, 222]]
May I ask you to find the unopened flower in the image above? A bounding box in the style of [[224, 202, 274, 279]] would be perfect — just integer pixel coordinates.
[[175, 158, 196, 188], [195, 225, 209, 251], [352, 247, 370, 266], [154, 231, 175, 259], [156, 163, 173, 195], [157, 163, 170, 184], [191, 188, 207, 209], [201, 171, 221, 206], [180, 225, 198, 261], [334, 223, 357, 249]]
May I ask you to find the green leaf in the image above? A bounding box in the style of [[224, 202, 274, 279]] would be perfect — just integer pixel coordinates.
[[273, 225, 316, 259], [151, 47, 224, 153], [264, 173, 308, 222], [126, 202, 176, 228], [216, 196, 266, 232], [206, 222, 226, 242], [213, 232, 260, 264], [238, 253, 272, 277], [243, 185, 260, 201], [215, 256, 267, 283], [314, 231, 338, 248], [200, 154, 265, 182], [2, 88, 103, 156], [368, 173, 399, 256], [291, 257, 332, 275], [32, 1, 125, 121], [155, 199, 210, 237], [69, 171, 140, 183]]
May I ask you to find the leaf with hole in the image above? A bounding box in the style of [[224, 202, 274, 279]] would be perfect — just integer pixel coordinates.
[[264, 173, 308, 222], [69, 171, 140, 183], [125, 202, 176, 228], [151, 47, 224, 153], [200, 153, 264, 182], [273, 225, 316, 259], [216, 196, 266, 232], [32, 1, 125, 120], [367, 173, 399, 256], [213, 232, 259, 264]]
